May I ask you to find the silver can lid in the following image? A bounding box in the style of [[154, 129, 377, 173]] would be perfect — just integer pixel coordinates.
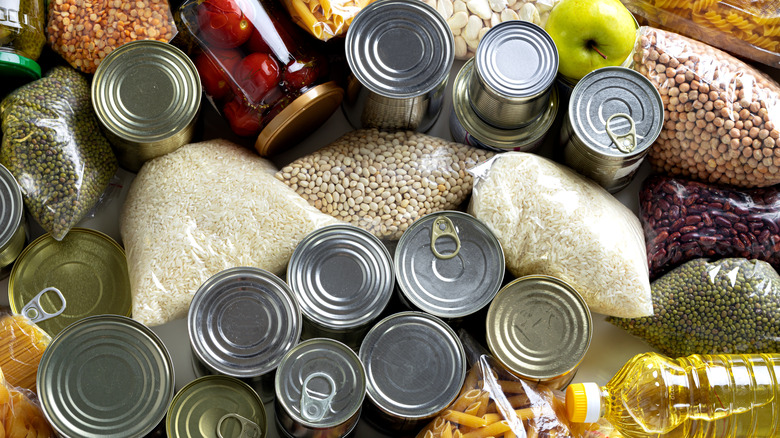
[[359, 311, 465, 420], [475, 20, 558, 101], [37, 315, 174, 438], [395, 211, 504, 318], [275, 338, 366, 428], [345, 0, 453, 98], [569, 66, 664, 158], [92, 40, 201, 143], [0, 163, 22, 248], [188, 267, 302, 378], [288, 224, 394, 330]]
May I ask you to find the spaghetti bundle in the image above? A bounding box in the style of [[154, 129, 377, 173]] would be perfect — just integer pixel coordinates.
[[0, 313, 50, 393]]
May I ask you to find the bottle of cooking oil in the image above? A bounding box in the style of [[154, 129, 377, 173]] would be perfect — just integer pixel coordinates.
[[565, 352, 780, 438]]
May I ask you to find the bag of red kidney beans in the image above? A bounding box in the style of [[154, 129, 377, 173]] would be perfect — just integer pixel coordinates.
[[640, 174, 780, 279]]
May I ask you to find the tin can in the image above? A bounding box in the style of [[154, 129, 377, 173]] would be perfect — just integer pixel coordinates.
[[468, 20, 558, 129], [485, 275, 592, 391], [37, 315, 174, 438], [92, 40, 201, 172], [450, 58, 559, 153], [188, 266, 302, 403], [0, 163, 26, 276], [359, 311, 466, 434], [343, 0, 453, 132], [561, 66, 664, 193], [395, 211, 504, 320], [275, 338, 366, 438], [167, 375, 267, 438], [287, 224, 394, 349], [8, 228, 131, 337]]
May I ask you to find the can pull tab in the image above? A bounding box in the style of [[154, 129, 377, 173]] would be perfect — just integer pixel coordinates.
[[431, 216, 460, 260], [216, 413, 262, 438], [606, 113, 637, 154], [20, 287, 66, 323], [300, 372, 337, 422]]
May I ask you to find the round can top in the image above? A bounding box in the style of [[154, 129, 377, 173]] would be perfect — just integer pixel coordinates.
[[486, 275, 592, 380], [569, 66, 664, 158], [0, 163, 23, 248], [345, 0, 453, 99], [275, 338, 366, 428], [8, 228, 131, 336], [475, 20, 558, 100], [395, 211, 504, 318], [288, 224, 394, 329], [92, 40, 201, 143], [188, 267, 302, 378], [37, 315, 174, 438], [167, 375, 267, 438], [359, 311, 465, 420]]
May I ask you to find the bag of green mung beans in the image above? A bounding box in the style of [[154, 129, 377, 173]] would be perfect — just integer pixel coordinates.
[[609, 258, 780, 357], [0, 66, 117, 240]]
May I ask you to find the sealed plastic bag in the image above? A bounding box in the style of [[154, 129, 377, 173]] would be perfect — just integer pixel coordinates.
[[468, 153, 652, 318], [0, 367, 54, 437], [621, 0, 779, 67], [0, 310, 50, 393], [0, 66, 117, 241], [121, 139, 340, 326], [633, 26, 780, 188], [610, 258, 780, 356], [276, 129, 494, 240], [640, 175, 780, 279], [281, 0, 374, 40]]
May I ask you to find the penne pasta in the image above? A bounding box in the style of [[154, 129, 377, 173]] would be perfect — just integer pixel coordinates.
[[461, 420, 511, 438], [443, 410, 488, 428], [452, 389, 482, 412], [320, 0, 333, 18]]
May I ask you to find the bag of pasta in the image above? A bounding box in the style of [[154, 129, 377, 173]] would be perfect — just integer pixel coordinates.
[[0, 308, 51, 394], [0, 367, 55, 438], [280, 0, 375, 40], [620, 0, 778, 67]]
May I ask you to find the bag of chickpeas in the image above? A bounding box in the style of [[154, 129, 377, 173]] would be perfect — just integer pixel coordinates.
[[633, 26, 780, 189]]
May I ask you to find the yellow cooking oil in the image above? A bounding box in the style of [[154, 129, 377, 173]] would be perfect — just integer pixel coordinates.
[[566, 352, 780, 438]]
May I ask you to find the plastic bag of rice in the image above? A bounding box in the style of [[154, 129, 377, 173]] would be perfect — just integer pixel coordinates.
[[120, 139, 340, 326], [468, 153, 653, 318]]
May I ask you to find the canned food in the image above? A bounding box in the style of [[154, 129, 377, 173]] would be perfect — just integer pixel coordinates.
[[485, 275, 592, 390], [167, 375, 267, 438], [450, 58, 559, 153], [395, 211, 504, 319], [188, 266, 302, 403], [288, 224, 394, 349], [37, 315, 174, 438], [468, 20, 558, 129], [8, 228, 131, 337], [359, 311, 466, 434], [343, 0, 453, 132], [275, 338, 366, 438], [0, 163, 26, 276], [92, 40, 201, 172], [561, 66, 664, 193]]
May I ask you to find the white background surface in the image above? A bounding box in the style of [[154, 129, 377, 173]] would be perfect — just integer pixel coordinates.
[[2, 57, 778, 437]]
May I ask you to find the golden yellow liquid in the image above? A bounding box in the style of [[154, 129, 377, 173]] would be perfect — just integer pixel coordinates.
[[603, 353, 780, 438]]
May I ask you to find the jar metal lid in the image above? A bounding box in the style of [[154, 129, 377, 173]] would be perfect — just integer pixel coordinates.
[[345, 0, 453, 99], [0, 163, 23, 249]]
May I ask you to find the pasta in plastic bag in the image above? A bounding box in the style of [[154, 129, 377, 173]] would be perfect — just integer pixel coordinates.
[[120, 139, 340, 326], [281, 0, 375, 40], [0, 367, 55, 438], [0, 310, 50, 394]]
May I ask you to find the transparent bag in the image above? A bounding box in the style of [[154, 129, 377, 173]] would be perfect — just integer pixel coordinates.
[[0, 366, 54, 438]]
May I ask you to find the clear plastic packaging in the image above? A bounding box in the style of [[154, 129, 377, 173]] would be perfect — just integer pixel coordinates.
[[120, 139, 340, 327], [0, 367, 54, 437], [281, 0, 374, 41], [0, 310, 50, 393], [640, 175, 780, 278], [468, 153, 653, 318], [0, 66, 118, 241], [632, 26, 780, 188], [609, 258, 780, 356]]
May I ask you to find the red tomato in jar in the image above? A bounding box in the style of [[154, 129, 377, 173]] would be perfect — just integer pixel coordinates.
[[223, 98, 262, 137], [194, 49, 242, 100], [283, 56, 326, 92], [233, 52, 280, 102], [197, 0, 254, 48]]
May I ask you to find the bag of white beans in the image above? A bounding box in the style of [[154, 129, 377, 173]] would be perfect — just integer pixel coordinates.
[[468, 153, 653, 318], [275, 129, 494, 240], [633, 26, 780, 188]]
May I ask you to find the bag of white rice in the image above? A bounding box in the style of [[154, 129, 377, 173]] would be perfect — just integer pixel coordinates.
[[120, 139, 340, 326], [468, 153, 652, 318]]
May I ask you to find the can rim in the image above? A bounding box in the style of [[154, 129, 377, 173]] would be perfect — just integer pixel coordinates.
[[0, 164, 23, 248]]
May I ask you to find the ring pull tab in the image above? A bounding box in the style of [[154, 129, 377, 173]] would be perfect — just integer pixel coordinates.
[[431, 216, 460, 260], [606, 113, 637, 154], [300, 372, 337, 422], [216, 413, 262, 438], [20, 287, 66, 323]]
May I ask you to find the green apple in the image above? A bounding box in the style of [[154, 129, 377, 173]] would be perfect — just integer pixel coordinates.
[[545, 0, 637, 81]]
